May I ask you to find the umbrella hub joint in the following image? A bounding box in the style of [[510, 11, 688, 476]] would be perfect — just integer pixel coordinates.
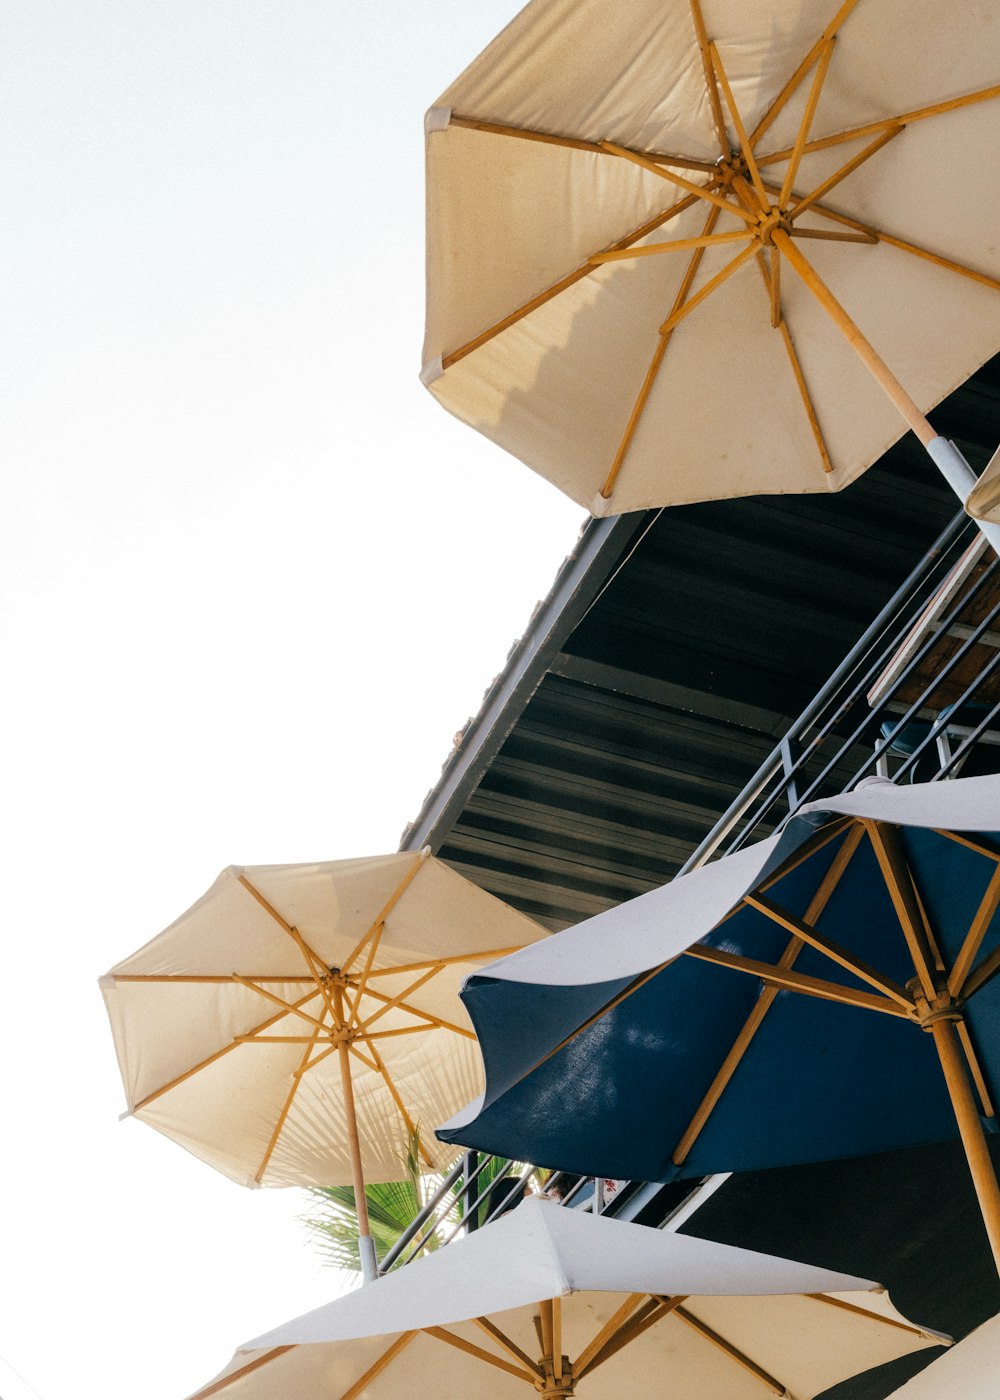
[[756, 209, 787, 245], [535, 1357, 574, 1397], [908, 978, 964, 1030]]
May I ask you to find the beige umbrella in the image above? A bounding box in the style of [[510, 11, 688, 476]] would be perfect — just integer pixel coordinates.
[[880, 1312, 1000, 1400], [100, 848, 545, 1280], [186, 1199, 947, 1400], [422, 0, 1000, 545], [966, 443, 1000, 524]]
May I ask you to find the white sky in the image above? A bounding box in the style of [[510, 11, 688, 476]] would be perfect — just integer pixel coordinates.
[[0, 5, 582, 1398]]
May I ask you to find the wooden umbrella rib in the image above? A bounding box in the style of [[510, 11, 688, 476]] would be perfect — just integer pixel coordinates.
[[779, 314, 835, 470], [962, 942, 1000, 1001], [341, 852, 427, 975], [683, 943, 913, 1017], [237, 874, 338, 1019], [358, 966, 445, 1034], [109, 973, 316, 984], [872, 229, 1000, 294], [339, 1332, 419, 1400], [447, 113, 717, 172], [601, 139, 756, 223], [753, 249, 833, 473], [600, 203, 722, 501], [441, 190, 707, 369], [779, 37, 836, 209], [862, 821, 938, 1001], [235, 1034, 327, 1044], [131, 985, 324, 1111], [804, 1293, 931, 1336], [253, 1019, 325, 1184], [749, 0, 862, 147], [538, 1299, 554, 1363], [231, 973, 331, 1032], [472, 1317, 542, 1375], [502, 961, 674, 1091], [659, 240, 759, 335], [949, 864, 1000, 995], [788, 125, 904, 220], [358, 979, 477, 1039], [934, 830, 1000, 863], [359, 1037, 433, 1167], [577, 1295, 686, 1377], [423, 1326, 538, 1381], [364, 946, 525, 976], [789, 227, 878, 243], [347, 1043, 379, 1073], [743, 893, 914, 1006], [756, 817, 854, 893], [573, 1295, 646, 1377], [601, 330, 670, 500], [764, 186, 878, 237], [758, 81, 1000, 167], [590, 229, 753, 263], [689, 0, 730, 156], [709, 40, 769, 208], [672, 824, 864, 1165], [301, 1041, 338, 1073], [709, 817, 854, 936], [186, 1346, 295, 1400], [364, 1024, 438, 1040], [533, 1313, 545, 1353], [344, 920, 386, 1023], [674, 1308, 787, 1395], [774, 230, 938, 446]]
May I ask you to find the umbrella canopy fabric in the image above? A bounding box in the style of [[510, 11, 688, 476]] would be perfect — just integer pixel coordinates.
[[187, 1199, 946, 1400], [101, 849, 545, 1189], [422, 0, 1000, 517], [966, 444, 1000, 524], [437, 776, 1000, 1259], [881, 1312, 1000, 1399]]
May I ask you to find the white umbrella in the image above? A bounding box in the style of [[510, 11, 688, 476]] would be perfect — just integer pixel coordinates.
[[422, 0, 1000, 546], [100, 848, 545, 1279], [187, 1199, 947, 1400]]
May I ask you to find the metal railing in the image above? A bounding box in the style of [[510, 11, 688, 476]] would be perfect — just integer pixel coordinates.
[[682, 508, 1000, 871], [380, 506, 1000, 1274]]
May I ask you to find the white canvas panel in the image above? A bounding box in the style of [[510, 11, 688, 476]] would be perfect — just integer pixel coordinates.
[[188, 1202, 944, 1400]]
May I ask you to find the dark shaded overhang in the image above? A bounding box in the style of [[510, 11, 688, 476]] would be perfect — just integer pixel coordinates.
[[402, 354, 1000, 930]]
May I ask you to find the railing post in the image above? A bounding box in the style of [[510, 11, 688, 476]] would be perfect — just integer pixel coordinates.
[[463, 1151, 479, 1231]]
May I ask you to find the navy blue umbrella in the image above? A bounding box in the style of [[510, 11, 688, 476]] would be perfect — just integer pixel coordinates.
[[437, 776, 1000, 1270]]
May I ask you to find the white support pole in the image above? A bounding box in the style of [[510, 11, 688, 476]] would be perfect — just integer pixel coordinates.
[[927, 438, 1000, 558]]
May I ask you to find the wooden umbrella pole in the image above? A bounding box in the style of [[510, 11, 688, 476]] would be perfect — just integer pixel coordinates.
[[333, 986, 377, 1282], [774, 228, 1000, 557], [929, 1015, 1000, 1274]]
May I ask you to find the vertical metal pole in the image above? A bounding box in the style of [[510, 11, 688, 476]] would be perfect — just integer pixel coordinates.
[[463, 1151, 479, 1231]]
